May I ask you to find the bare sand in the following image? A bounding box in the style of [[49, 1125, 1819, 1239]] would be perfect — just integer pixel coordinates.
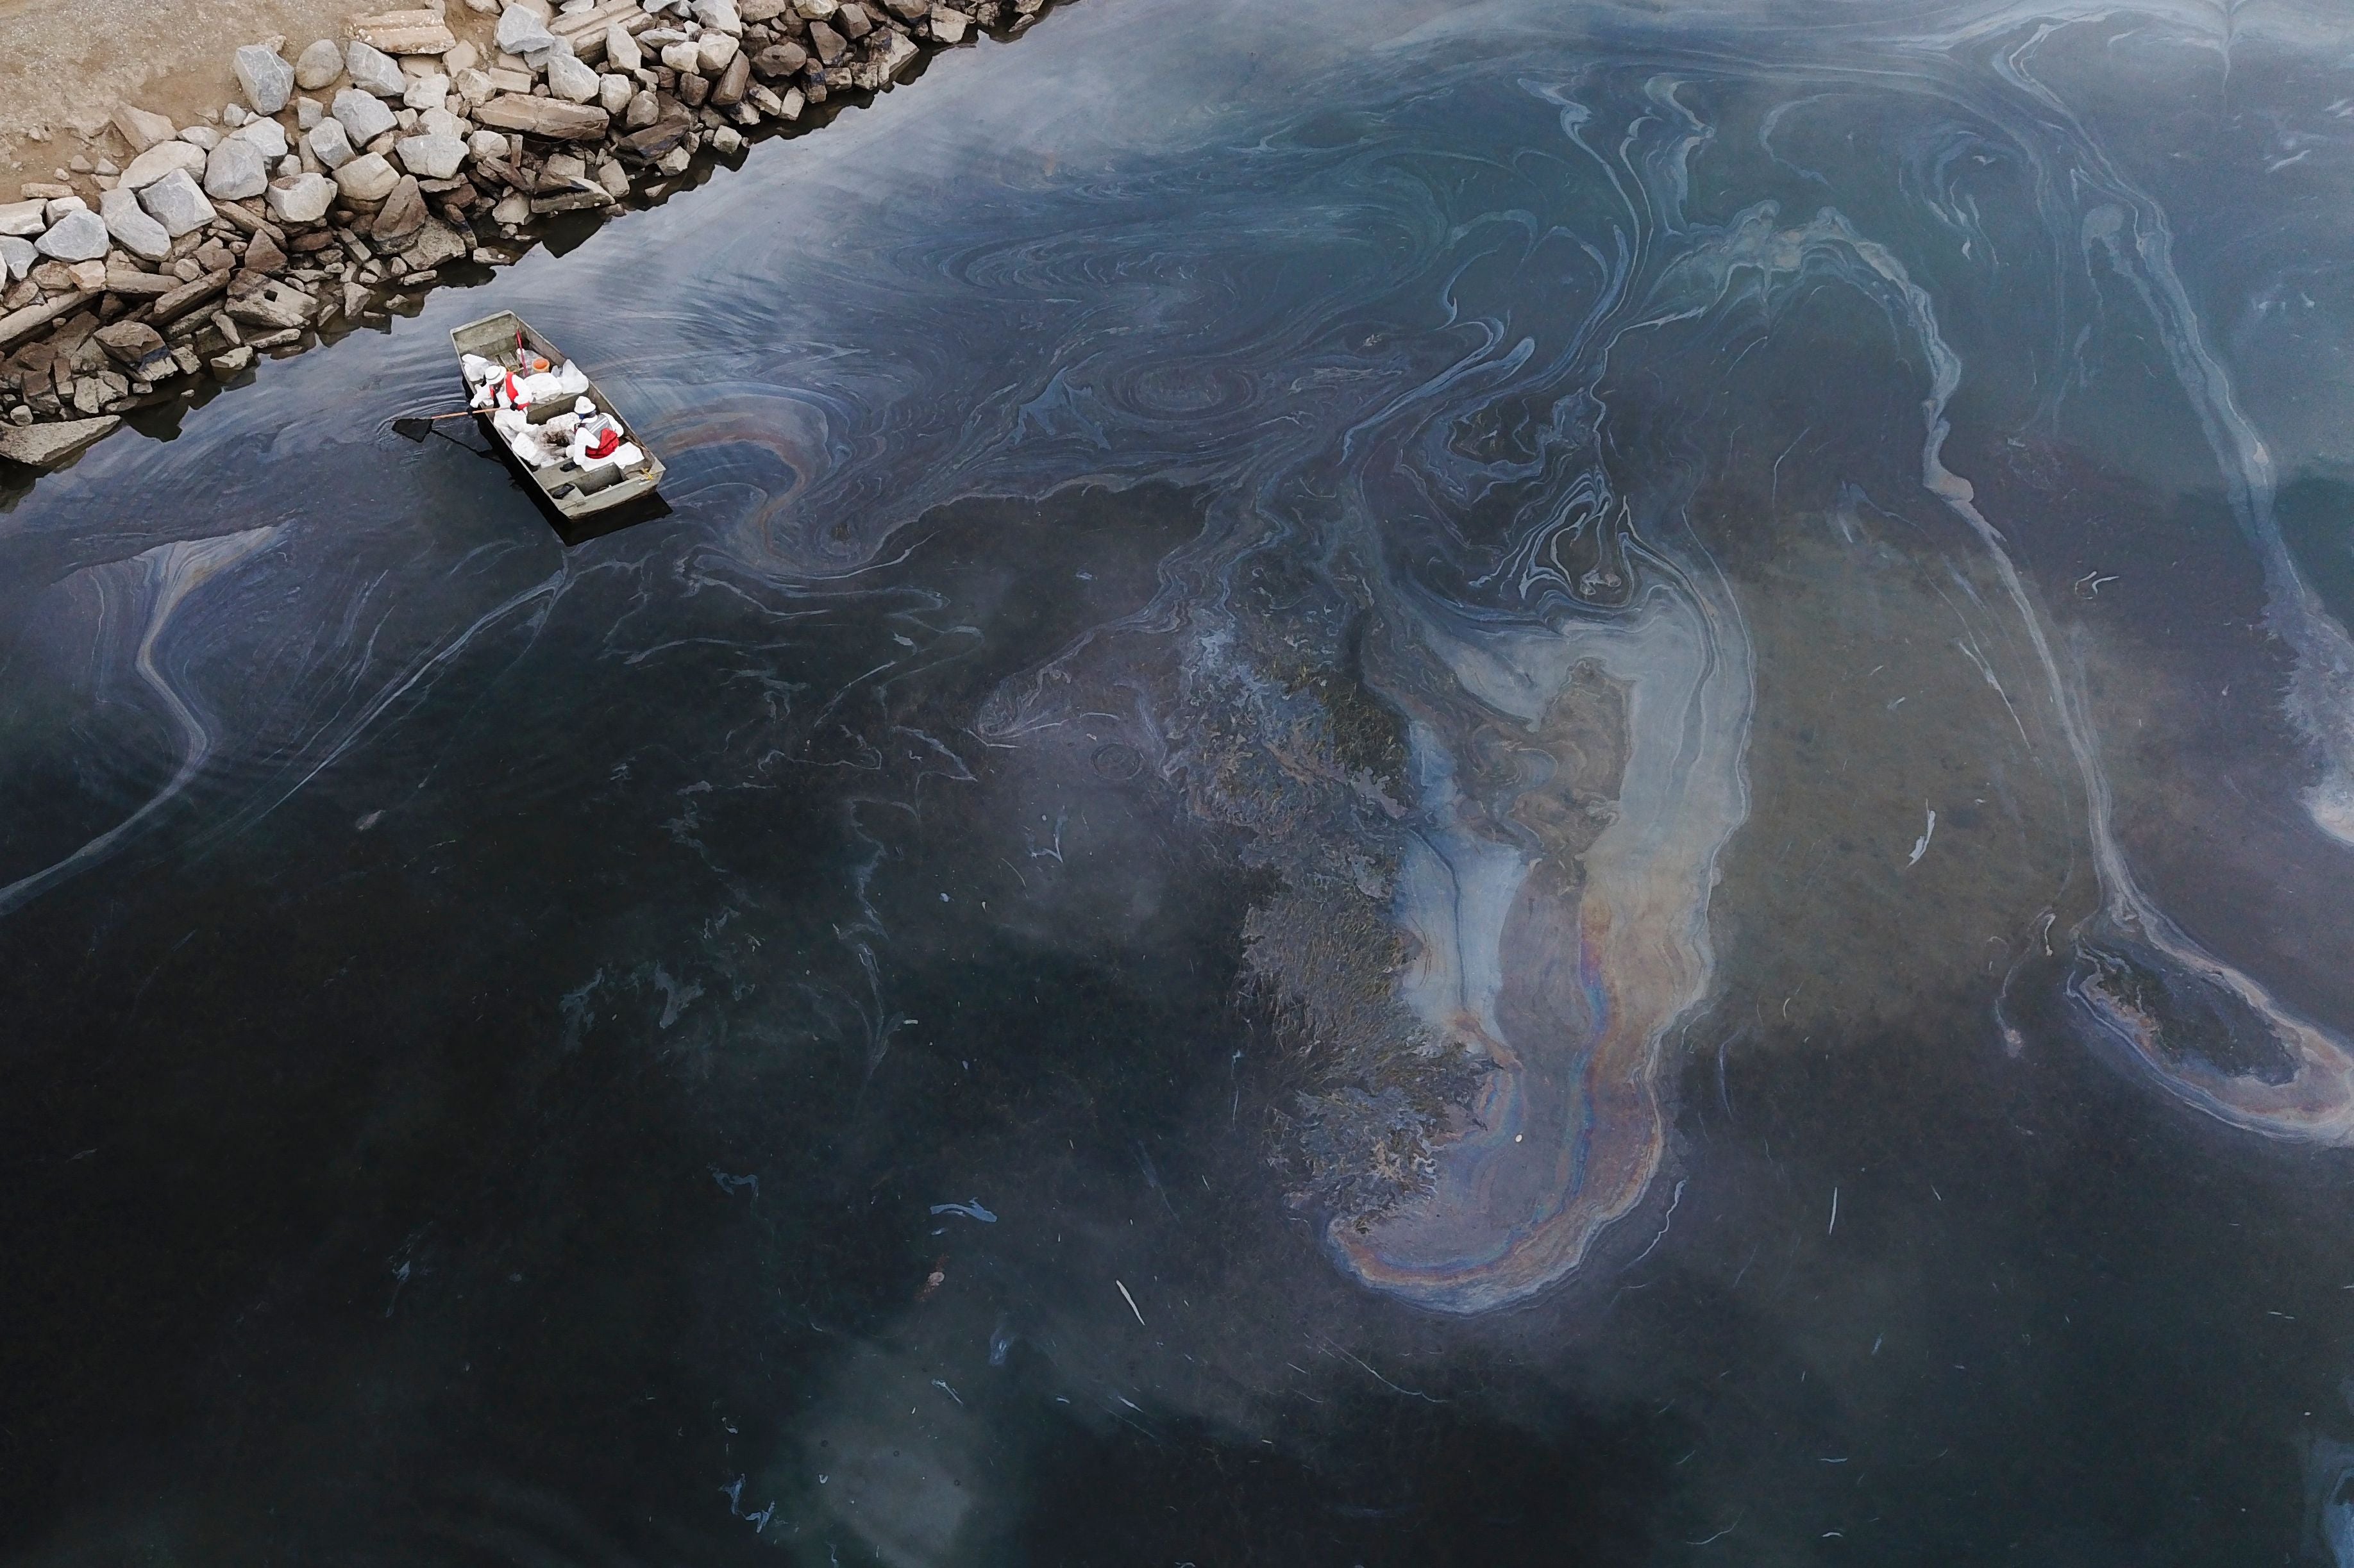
[[0, 0, 494, 199]]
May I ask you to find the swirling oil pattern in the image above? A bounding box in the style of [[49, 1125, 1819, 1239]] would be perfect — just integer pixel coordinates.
[[15, 0, 2354, 1560]]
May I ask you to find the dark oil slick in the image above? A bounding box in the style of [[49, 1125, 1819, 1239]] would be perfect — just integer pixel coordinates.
[[9, 0, 2354, 1562]]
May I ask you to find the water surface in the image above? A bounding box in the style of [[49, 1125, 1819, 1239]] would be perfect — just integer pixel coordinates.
[[10, 0, 2354, 1561]]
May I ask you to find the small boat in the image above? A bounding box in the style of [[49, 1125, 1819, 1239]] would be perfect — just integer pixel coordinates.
[[449, 310, 665, 521]]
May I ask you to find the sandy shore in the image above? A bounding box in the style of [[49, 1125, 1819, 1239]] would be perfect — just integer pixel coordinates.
[[0, 0, 495, 197]]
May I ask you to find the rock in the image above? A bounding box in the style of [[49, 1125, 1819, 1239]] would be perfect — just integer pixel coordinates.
[[927, 4, 966, 42], [710, 50, 750, 105], [473, 94, 610, 139], [546, 51, 601, 101], [625, 89, 660, 128], [751, 40, 806, 76], [151, 268, 230, 322], [660, 41, 702, 73], [614, 112, 693, 162], [105, 265, 176, 294], [226, 277, 317, 329], [693, 0, 744, 33], [421, 106, 467, 140], [403, 72, 451, 111], [347, 11, 458, 54], [373, 174, 427, 237], [203, 138, 270, 200], [209, 344, 256, 376], [596, 158, 631, 198], [0, 236, 33, 283], [138, 169, 220, 237], [98, 186, 172, 262], [345, 40, 409, 96], [446, 40, 480, 72], [233, 44, 296, 113], [467, 128, 510, 162], [0, 415, 118, 469], [242, 229, 288, 273], [698, 31, 740, 72], [739, 0, 790, 16], [396, 132, 467, 178], [94, 321, 165, 365], [835, 3, 871, 39], [491, 190, 531, 225], [179, 126, 222, 149], [120, 140, 209, 190], [605, 24, 642, 70], [408, 219, 468, 270], [223, 104, 251, 126], [112, 104, 177, 153], [495, 4, 560, 54], [335, 152, 402, 201], [33, 209, 109, 263], [307, 118, 355, 167], [598, 72, 635, 112], [333, 87, 399, 144], [794, 0, 836, 17], [453, 67, 496, 106], [876, 29, 917, 78], [45, 196, 87, 221], [807, 21, 845, 63], [0, 201, 44, 238], [294, 37, 344, 89], [265, 172, 338, 223], [295, 96, 325, 129], [233, 116, 291, 159], [709, 124, 743, 156]]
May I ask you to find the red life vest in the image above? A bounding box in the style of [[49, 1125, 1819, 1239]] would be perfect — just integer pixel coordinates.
[[585, 425, 621, 460]]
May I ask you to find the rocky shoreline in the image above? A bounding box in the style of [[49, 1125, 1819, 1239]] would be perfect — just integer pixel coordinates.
[[0, 0, 1053, 472]]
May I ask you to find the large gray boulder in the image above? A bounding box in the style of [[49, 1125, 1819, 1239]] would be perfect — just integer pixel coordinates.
[[0, 235, 33, 282], [0, 199, 43, 237], [603, 24, 642, 71], [344, 40, 408, 96], [371, 175, 425, 239], [112, 103, 178, 153], [305, 116, 355, 167], [294, 38, 344, 88], [138, 168, 220, 237], [333, 151, 401, 202], [233, 116, 290, 160], [545, 51, 600, 102], [395, 132, 467, 179], [265, 172, 337, 224], [233, 44, 295, 113], [693, 0, 743, 33], [0, 416, 120, 471], [473, 94, 609, 140], [203, 137, 269, 200], [332, 87, 398, 144], [494, 4, 559, 55], [120, 139, 208, 190], [98, 185, 172, 261], [33, 208, 109, 262]]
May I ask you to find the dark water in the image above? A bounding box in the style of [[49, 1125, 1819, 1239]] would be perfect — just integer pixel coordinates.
[[10, 0, 2354, 1560]]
